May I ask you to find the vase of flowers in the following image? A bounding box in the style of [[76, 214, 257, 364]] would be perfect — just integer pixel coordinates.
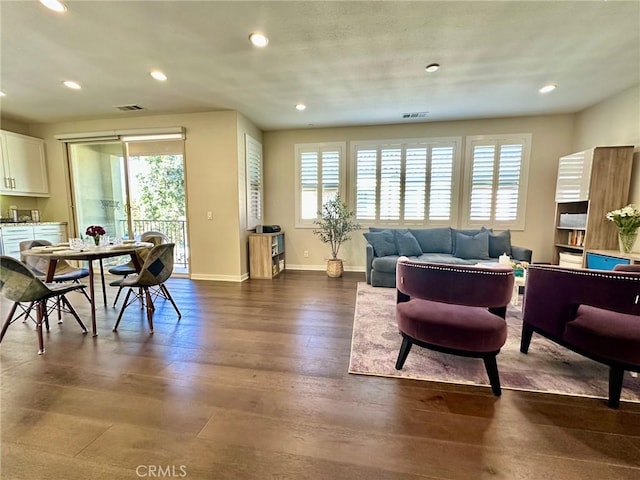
[[85, 225, 106, 246], [606, 204, 640, 253]]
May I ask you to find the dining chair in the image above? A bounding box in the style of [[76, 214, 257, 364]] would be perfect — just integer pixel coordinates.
[[108, 231, 170, 307], [0, 255, 88, 354], [112, 243, 181, 333]]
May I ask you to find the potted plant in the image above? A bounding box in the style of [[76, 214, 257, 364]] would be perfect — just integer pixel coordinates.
[[313, 195, 361, 277]]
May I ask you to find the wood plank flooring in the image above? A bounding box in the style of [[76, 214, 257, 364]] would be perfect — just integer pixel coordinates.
[[1, 270, 639, 479]]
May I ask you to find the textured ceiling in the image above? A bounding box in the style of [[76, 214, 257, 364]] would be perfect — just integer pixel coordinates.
[[1, 0, 639, 130]]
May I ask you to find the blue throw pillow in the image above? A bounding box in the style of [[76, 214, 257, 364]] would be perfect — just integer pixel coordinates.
[[394, 230, 422, 256], [363, 231, 397, 256], [489, 230, 512, 258], [409, 227, 452, 254], [451, 227, 492, 251], [453, 231, 490, 260]]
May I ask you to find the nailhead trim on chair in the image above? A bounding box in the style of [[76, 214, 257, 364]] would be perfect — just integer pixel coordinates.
[[529, 265, 640, 282], [398, 259, 514, 276]]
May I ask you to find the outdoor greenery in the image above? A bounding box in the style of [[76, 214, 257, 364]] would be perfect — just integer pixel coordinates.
[[313, 195, 361, 259], [131, 155, 185, 221]]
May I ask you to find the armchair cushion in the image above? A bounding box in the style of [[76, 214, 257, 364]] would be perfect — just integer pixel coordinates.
[[564, 305, 640, 365]]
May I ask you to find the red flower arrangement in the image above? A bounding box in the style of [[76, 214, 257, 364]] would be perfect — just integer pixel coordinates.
[[85, 225, 106, 245]]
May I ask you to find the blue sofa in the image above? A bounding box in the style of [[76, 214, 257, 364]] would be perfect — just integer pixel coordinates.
[[364, 227, 532, 287]]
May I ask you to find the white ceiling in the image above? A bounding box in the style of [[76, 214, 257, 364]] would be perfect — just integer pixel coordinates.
[[1, 0, 639, 131]]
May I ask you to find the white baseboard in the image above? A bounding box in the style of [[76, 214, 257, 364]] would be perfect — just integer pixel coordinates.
[[190, 273, 249, 282], [286, 264, 366, 273]]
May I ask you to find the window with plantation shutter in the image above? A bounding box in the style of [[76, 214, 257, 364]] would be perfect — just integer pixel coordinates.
[[351, 138, 461, 226], [462, 134, 531, 230], [245, 134, 263, 230], [295, 142, 346, 227]]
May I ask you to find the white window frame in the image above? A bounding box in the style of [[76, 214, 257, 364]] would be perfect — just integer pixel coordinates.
[[245, 134, 263, 230], [349, 137, 462, 227], [461, 133, 532, 231], [294, 142, 346, 228]]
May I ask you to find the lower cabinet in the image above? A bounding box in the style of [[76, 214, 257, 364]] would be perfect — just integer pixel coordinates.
[[0, 223, 67, 258], [249, 232, 285, 279]]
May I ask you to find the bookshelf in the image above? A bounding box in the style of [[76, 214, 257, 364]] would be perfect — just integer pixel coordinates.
[[249, 232, 285, 279]]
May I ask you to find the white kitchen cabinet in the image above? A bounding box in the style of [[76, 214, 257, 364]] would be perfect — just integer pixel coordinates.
[[0, 223, 67, 258], [0, 130, 49, 196]]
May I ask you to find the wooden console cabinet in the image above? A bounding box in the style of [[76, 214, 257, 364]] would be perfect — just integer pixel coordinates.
[[249, 232, 285, 279]]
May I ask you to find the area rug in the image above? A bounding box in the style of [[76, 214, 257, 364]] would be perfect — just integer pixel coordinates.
[[349, 282, 640, 403]]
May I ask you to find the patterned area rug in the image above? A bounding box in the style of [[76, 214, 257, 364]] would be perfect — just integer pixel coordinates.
[[349, 282, 640, 403]]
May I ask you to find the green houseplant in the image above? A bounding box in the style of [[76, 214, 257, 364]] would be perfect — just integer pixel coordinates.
[[313, 195, 361, 277]]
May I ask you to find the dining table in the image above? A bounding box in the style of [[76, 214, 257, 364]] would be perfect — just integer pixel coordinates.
[[21, 241, 154, 336]]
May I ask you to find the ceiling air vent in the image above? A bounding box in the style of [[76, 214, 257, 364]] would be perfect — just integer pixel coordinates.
[[402, 112, 428, 119], [115, 104, 144, 111]]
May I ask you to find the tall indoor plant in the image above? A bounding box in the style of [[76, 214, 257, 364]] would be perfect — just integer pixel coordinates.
[[313, 195, 361, 277]]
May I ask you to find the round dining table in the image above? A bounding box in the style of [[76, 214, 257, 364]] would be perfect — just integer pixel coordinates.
[[21, 242, 153, 336]]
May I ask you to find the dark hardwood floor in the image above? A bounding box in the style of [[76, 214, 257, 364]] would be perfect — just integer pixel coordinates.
[[1, 270, 639, 479]]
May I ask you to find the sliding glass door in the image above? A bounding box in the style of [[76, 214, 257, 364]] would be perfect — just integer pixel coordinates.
[[68, 139, 188, 273]]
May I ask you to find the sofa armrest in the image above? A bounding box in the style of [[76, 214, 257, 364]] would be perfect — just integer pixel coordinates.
[[511, 245, 532, 263], [365, 243, 374, 284]]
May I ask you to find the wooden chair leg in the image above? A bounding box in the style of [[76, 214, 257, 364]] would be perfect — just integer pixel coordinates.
[[144, 287, 154, 333], [60, 295, 88, 333], [395, 336, 413, 370], [160, 284, 181, 319], [608, 367, 624, 409], [483, 355, 502, 396], [0, 303, 20, 343], [113, 288, 134, 332], [36, 301, 45, 355]]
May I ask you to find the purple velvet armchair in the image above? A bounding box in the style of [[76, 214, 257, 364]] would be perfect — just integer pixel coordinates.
[[395, 258, 514, 396], [521, 264, 640, 408]]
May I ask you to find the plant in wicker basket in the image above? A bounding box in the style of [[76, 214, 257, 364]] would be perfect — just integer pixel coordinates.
[[313, 195, 361, 277]]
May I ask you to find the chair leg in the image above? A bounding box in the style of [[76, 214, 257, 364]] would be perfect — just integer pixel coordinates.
[[144, 287, 154, 333], [0, 303, 20, 343], [112, 285, 125, 308], [160, 284, 181, 319], [35, 301, 45, 355], [395, 335, 413, 370], [520, 323, 534, 353], [113, 288, 134, 332], [608, 367, 624, 409], [483, 355, 502, 396], [60, 295, 88, 333]]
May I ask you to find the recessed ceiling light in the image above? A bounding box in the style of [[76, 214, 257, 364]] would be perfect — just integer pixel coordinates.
[[63, 80, 81, 90], [295, 103, 306, 111], [150, 70, 167, 81], [39, 0, 67, 13], [425, 63, 440, 73], [539, 83, 557, 94], [249, 32, 269, 48]]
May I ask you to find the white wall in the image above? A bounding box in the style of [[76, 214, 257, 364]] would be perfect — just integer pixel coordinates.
[[264, 114, 575, 270]]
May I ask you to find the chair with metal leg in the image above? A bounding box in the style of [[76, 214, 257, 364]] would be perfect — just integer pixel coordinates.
[[108, 231, 169, 307], [0, 256, 88, 354], [113, 243, 181, 334]]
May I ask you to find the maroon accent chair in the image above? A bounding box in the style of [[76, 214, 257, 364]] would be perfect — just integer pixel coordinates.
[[521, 264, 640, 408], [395, 258, 514, 396]]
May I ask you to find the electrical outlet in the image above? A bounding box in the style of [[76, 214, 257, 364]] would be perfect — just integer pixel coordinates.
[[207, 211, 213, 220], [303, 250, 309, 258]]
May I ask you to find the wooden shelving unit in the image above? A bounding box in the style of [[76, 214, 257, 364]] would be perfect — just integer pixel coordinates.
[[249, 232, 285, 279], [552, 146, 634, 266]]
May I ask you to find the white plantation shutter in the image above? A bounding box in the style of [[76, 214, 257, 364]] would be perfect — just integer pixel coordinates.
[[464, 134, 531, 229], [429, 146, 454, 221], [245, 135, 263, 230], [355, 148, 377, 220], [379, 148, 402, 220], [404, 147, 427, 221], [353, 138, 460, 225], [555, 150, 592, 202], [295, 143, 346, 227]]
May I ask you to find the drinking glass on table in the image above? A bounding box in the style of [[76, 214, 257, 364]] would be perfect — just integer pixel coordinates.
[[69, 238, 83, 250]]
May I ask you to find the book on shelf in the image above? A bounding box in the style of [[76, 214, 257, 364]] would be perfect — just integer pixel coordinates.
[[567, 229, 584, 247]]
